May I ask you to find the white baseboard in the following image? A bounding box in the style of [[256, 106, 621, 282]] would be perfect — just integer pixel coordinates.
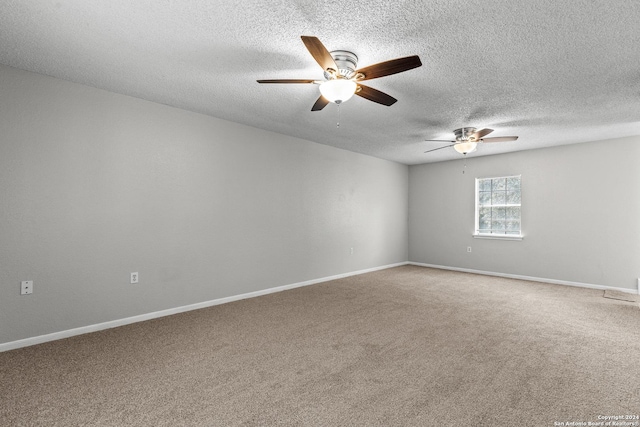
[[409, 262, 640, 295], [4, 261, 633, 352], [0, 262, 409, 353]]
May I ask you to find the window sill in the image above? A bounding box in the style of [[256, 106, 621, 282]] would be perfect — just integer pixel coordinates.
[[473, 234, 523, 241]]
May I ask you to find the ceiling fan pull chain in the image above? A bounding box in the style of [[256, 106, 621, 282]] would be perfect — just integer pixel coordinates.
[[337, 103, 340, 128], [463, 154, 467, 174]]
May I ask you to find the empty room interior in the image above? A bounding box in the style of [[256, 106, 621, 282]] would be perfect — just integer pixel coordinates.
[[1, 1, 640, 426]]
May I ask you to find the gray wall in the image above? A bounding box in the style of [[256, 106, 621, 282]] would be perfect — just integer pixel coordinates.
[[409, 137, 640, 290], [0, 65, 409, 344]]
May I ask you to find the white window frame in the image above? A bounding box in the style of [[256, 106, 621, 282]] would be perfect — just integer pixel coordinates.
[[474, 175, 523, 240]]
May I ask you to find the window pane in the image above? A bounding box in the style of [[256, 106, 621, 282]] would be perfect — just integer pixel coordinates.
[[479, 179, 491, 191], [479, 191, 491, 205], [492, 207, 506, 220], [479, 219, 491, 230], [507, 177, 520, 191], [479, 207, 491, 222], [507, 190, 521, 204], [506, 220, 521, 231], [506, 207, 520, 220], [491, 220, 505, 230], [492, 191, 506, 204], [492, 178, 506, 191]]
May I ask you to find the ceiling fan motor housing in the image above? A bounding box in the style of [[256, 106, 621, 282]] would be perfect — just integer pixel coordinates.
[[453, 127, 478, 141], [324, 50, 358, 79]]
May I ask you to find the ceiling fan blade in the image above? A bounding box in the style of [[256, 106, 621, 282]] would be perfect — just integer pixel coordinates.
[[257, 79, 316, 84], [356, 84, 397, 106], [480, 136, 519, 143], [311, 95, 330, 111], [469, 128, 494, 140], [356, 55, 422, 81], [301, 36, 338, 73], [425, 144, 456, 153], [424, 139, 456, 143]]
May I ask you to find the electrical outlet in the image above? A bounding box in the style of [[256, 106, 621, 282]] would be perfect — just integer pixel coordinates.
[[21, 280, 33, 295], [467, 246, 472, 253], [130, 272, 139, 284]]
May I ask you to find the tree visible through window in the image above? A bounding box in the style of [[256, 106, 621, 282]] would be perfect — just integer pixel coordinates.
[[476, 176, 521, 236]]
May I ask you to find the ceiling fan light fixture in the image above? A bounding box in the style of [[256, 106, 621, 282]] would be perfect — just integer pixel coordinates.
[[319, 79, 357, 104], [453, 141, 477, 154]]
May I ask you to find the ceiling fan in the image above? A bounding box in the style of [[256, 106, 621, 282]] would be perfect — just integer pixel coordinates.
[[257, 36, 422, 111], [424, 128, 519, 155]]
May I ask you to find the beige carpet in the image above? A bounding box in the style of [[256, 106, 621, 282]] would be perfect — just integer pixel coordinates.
[[604, 289, 639, 303], [1, 266, 639, 426]]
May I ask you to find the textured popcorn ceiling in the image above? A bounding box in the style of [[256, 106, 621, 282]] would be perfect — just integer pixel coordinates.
[[1, 0, 639, 164]]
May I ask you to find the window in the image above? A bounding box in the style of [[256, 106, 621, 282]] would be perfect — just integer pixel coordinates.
[[475, 175, 522, 239]]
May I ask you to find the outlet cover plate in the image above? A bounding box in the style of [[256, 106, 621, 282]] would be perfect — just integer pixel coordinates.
[[21, 280, 33, 295]]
